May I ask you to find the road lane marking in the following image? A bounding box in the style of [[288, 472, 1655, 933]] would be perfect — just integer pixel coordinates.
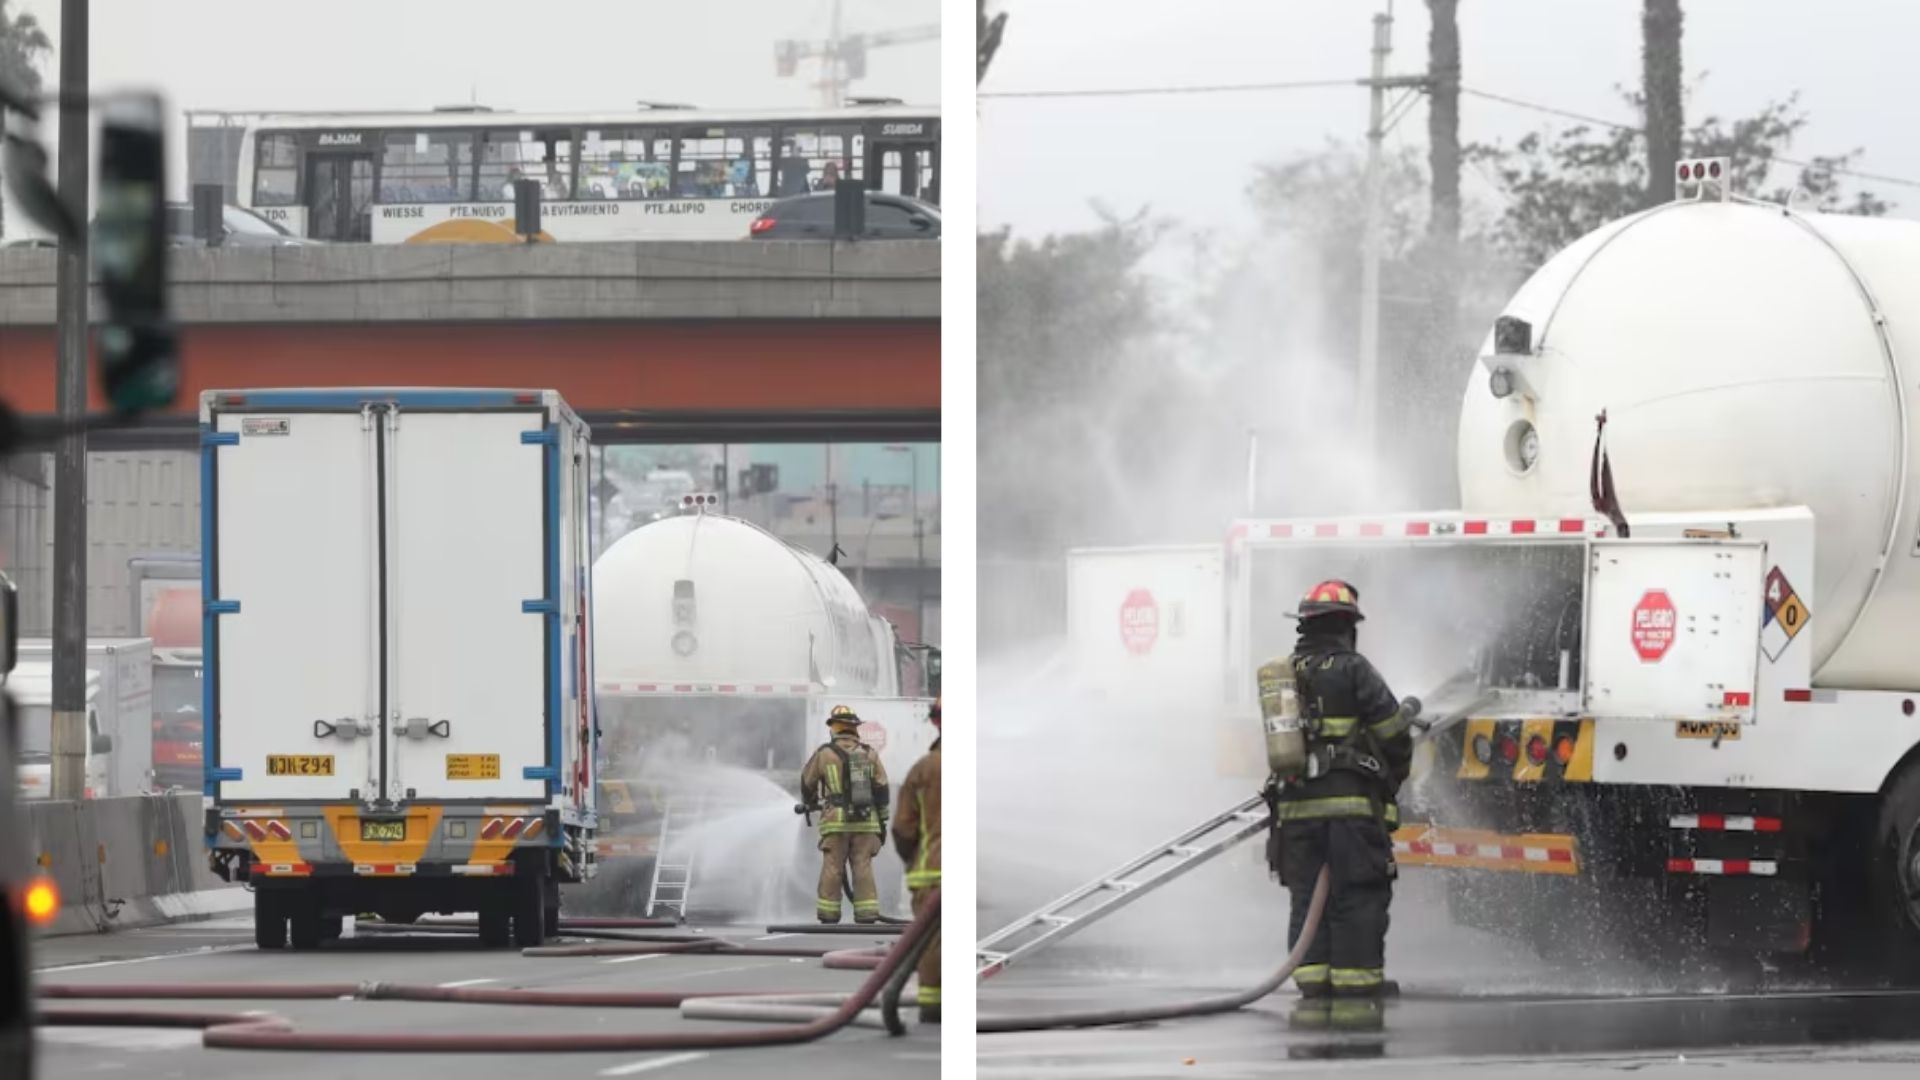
[[602, 953, 668, 964], [754, 933, 799, 941], [436, 978, 498, 988], [598, 1051, 710, 1076], [36, 944, 253, 973]]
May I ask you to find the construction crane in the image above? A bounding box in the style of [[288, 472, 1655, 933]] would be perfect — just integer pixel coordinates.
[[776, 0, 937, 108]]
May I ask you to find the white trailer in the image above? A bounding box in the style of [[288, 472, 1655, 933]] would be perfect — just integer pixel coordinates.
[[1219, 189, 1920, 966], [15, 637, 154, 798], [200, 389, 597, 950], [1065, 545, 1224, 705]]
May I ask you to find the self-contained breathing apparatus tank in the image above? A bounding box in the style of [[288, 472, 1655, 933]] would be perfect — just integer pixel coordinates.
[[847, 745, 878, 813], [1257, 657, 1309, 776]]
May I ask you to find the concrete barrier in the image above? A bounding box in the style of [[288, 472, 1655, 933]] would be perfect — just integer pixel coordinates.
[[23, 793, 249, 937]]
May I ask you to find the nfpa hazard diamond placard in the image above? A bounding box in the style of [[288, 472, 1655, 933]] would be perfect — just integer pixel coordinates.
[[1761, 566, 1809, 663]]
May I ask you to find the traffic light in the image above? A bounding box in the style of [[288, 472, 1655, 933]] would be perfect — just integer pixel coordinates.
[[94, 95, 178, 415]]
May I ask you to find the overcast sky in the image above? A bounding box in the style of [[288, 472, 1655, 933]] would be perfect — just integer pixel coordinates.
[[7, 0, 938, 209], [980, 0, 1920, 239]]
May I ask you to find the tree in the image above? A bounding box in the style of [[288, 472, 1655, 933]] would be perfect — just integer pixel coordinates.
[[1642, 0, 1684, 205], [1473, 91, 1889, 271], [978, 0, 1007, 84], [0, 0, 52, 238], [1203, 142, 1515, 511]]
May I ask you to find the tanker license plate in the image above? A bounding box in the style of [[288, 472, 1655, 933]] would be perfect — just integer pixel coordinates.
[[267, 754, 334, 776], [360, 820, 406, 841]]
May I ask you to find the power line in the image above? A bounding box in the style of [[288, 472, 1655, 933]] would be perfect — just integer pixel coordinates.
[[976, 73, 1920, 193], [1461, 85, 1920, 192], [979, 78, 1358, 100]]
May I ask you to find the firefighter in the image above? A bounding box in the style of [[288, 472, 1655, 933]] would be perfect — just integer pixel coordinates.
[[892, 697, 942, 1024], [1263, 580, 1416, 1001], [801, 705, 890, 924]]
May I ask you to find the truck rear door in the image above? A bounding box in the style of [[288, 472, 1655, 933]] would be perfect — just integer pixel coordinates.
[[384, 409, 549, 803], [213, 409, 376, 802], [1582, 539, 1765, 722]]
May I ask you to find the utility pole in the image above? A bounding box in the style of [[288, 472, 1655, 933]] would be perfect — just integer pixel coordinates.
[[910, 447, 924, 642], [51, 0, 89, 802], [1354, 4, 1432, 466], [1356, 11, 1390, 460]]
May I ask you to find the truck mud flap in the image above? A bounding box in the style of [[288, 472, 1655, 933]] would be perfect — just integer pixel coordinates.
[[1391, 824, 1580, 875]]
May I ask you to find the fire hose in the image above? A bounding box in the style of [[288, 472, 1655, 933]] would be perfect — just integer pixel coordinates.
[[976, 869, 1327, 1033], [35, 889, 938, 1053]]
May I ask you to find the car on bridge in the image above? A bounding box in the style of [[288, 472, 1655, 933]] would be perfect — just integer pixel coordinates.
[[748, 190, 941, 241], [1, 203, 322, 251]]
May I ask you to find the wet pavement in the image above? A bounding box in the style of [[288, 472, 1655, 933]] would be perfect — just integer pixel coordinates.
[[976, 980, 1920, 1077], [32, 914, 937, 1079]]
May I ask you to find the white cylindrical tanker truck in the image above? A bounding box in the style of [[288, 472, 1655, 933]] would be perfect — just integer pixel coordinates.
[[580, 499, 936, 918], [1220, 178, 1920, 967]]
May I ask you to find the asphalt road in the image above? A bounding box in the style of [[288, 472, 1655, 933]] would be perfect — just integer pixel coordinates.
[[29, 914, 938, 1080], [976, 978, 1920, 1078]]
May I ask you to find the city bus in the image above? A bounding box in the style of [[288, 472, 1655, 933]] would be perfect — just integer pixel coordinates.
[[230, 102, 939, 243]]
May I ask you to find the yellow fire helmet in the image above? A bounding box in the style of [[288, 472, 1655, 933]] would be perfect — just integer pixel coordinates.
[[827, 704, 861, 728]]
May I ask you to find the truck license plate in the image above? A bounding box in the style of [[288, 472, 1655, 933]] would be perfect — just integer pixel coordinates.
[[267, 754, 334, 776], [360, 820, 406, 841]]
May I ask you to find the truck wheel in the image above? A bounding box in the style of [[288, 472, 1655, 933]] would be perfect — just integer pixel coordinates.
[[253, 893, 287, 950], [1871, 760, 1920, 972], [318, 914, 343, 942], [515, 877, 548, 948], [288, 902, 323, 950], [478, 904, 511, 948]]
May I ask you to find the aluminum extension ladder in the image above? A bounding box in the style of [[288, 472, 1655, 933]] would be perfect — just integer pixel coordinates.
[[976, 794, 1270, 980], [645, 792, 703, 920]]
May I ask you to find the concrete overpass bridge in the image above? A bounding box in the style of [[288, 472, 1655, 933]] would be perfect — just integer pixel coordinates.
[[0, 240, 940, 640], [0, 240, 939, 446]]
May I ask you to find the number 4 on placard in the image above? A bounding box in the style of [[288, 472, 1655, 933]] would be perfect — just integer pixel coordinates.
[[1768, 577, 1783, 605]]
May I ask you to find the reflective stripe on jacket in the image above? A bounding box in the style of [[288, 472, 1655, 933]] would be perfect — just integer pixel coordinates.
[[891, 738, 941, 888]]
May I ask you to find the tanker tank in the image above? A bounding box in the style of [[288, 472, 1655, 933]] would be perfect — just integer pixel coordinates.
[[593, 511, 899, 699], [574, 508, 915, 920], [1459, 199, 1920, 690]]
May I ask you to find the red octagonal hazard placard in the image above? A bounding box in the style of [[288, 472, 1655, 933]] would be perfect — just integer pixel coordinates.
[[1632, 590, 1678, 663], [1120, 588, 1160, 656]]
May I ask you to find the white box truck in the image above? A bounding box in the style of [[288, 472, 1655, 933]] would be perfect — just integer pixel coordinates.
[[12, 665, 108, 800], [200, 389, 597, 950], [14, 637, 154, 798]]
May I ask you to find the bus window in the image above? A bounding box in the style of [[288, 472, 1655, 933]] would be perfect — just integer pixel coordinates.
[[577, 130, 671, 200], [254, 132, 300, 206], [479, 129, 571, 202], [379, 131, 474, 203], [672, 128, 771, 199], [773, 126, 862, 195]]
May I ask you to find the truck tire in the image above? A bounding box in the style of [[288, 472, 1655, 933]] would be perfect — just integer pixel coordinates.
[[515, 877, 548, 948], [253, 893, 287, 950], [288, 901, 323, 951], [1871, 760, 1920, 972], [478, 904, 511, 948]]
